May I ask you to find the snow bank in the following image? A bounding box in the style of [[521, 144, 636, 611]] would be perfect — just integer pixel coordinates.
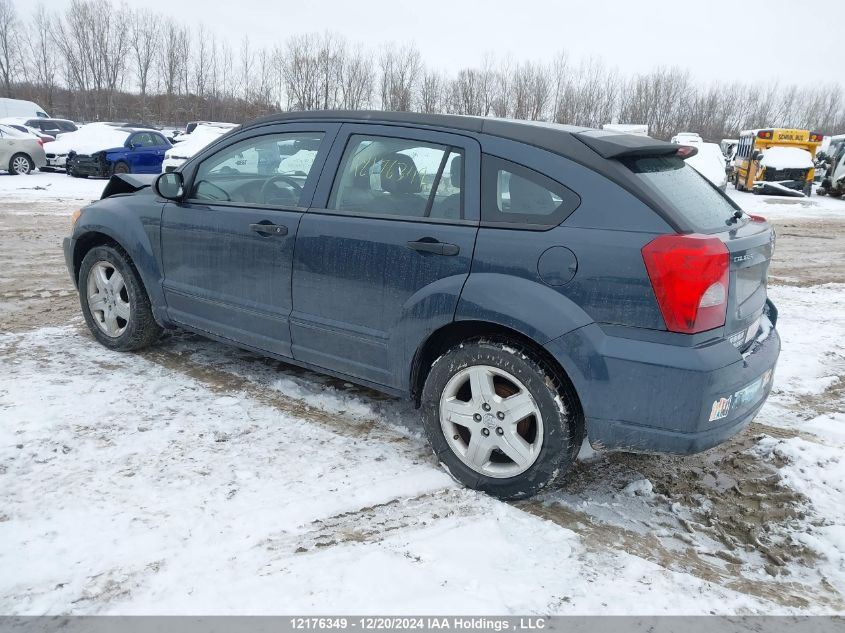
[[760, 147, 814, 170], [47, 123, 132, 156]]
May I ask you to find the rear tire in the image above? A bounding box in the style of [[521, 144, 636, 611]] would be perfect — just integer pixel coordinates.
[[78, 245, 162, 351], [113, 161, 130, 175], [421, 338, 582, 500], [8, 153, 33, 175]]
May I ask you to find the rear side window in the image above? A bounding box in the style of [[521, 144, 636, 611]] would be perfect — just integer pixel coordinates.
[[328, 135, 464, 220], [622, 155, 739, 232], [481, 156, 580, 227]]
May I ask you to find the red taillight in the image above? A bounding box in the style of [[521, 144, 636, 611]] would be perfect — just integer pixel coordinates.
[[757, 130, 773, 140], [37, 139, 44, 147], [641, 234, 729, 334], [809, 132, 823, 143], [749, 214, 767, 222]]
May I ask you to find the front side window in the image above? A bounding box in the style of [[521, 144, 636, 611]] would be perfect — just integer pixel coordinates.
[[189, 132, 324, 207], [481, 156, 580, 226], [328, 135, 464, 219], [130, 133, 156, 148]]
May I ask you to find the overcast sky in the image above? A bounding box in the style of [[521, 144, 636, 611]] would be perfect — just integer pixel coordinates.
[[13, 0, 837, 87]]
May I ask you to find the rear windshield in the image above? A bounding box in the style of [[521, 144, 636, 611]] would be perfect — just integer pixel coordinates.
[[622, 155, 739, 232]]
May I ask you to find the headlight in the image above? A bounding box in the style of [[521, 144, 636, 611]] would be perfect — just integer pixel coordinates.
[[71, 208, 82, 229]]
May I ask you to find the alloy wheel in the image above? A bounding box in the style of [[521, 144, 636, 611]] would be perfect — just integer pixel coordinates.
[[11, 156, 30, 174], [86, 261, 130, 337], [439, 365, 543, 478]]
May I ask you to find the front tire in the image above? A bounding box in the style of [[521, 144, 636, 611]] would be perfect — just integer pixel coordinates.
[[113, 161, 130, 175], [9, 153, 33, 175], [78, 245, 162, 351], [421, 339, 582, 500]]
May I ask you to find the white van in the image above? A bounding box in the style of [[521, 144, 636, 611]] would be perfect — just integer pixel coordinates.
[[0, 98, 49, 119]]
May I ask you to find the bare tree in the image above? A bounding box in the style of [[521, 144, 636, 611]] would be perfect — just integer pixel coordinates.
[[27, 4, 58, 110], [0, 0, 20, 97], [340, 43, 374, 109], [379, 42, 420, 111], [129, 8, 160, 117]]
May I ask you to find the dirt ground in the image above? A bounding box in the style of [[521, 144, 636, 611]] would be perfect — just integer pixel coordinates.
[[2, 192, 845, 612]]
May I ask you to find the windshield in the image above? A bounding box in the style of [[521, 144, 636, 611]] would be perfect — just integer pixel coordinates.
[[622, 155, 740, 232]]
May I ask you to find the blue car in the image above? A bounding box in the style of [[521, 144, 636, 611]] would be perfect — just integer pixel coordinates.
[[68, 128, 171, 178], [62, 112, 780, 499]]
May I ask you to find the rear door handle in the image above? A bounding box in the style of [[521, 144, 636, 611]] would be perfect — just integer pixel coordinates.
[[406, 239, 460, 256], [250, 223, 288, 236]]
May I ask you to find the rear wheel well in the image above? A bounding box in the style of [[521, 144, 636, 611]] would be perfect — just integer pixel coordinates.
[[411, 320, 584, 421]]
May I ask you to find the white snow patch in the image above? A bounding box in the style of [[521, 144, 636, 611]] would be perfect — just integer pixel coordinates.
[[0, 326, 788, 615], [760, 147, 814, 170], [622, 479, 654, 497]]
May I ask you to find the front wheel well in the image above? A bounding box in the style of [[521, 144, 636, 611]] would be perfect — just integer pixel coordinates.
[[72, 232, 123, 284], [410, 320, 584, 421]]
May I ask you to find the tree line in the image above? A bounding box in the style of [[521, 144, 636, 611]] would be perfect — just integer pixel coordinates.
[[1, 0, 843, 140]]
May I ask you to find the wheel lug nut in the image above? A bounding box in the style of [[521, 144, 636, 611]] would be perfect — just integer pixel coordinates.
[[482, 403, 491, 412], [473, 413, 482, 422], [496, 411, 505, 420], [496, 427, 504, 436], [481, 428, 490, 436]]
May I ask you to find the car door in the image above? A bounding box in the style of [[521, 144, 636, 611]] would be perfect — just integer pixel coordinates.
[[160, 123, 339, 357], [127, 132, 166, 173], [290, 124, 480, 390], [0, 128, 12, 166]]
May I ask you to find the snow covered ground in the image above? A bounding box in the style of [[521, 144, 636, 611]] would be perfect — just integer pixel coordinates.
[[1, 172, 844, 614]]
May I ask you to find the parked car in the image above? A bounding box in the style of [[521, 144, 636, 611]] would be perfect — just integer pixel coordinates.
[[0, 121, 54, 144], [66, 126, 171, 177], [0, 123, 47, 174], [683, 142, 729, 190], [44, 123, 125, 171], [162, 123, 236, 172], [671, 132, 703, 145], [63, 112, 780, 499], [1, 116, 77, 140], [602, 123, 648, 136], [185, 120, 238, 135], [0, 98, 49, 119]]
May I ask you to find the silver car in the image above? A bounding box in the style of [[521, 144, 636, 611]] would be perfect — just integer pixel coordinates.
[[0, 123, 47, 174]]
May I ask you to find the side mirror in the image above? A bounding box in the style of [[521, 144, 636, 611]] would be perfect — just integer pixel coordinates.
[[155, 172, 184, 200]]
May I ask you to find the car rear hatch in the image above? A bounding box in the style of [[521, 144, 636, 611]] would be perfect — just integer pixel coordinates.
[[612, 148, 775, 346], [716, 219, 775, 350]]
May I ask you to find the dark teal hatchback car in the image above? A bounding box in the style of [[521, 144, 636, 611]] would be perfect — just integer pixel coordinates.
[[63, 111, 780, 499]]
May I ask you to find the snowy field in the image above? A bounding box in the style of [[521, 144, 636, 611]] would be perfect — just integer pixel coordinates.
[[1, 171, 844, 614]]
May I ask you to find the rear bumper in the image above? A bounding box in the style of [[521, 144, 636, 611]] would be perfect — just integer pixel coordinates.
[[546, 314, 780, 455]]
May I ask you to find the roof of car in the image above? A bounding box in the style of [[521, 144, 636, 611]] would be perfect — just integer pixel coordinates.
[[243, 110, 679, 162]]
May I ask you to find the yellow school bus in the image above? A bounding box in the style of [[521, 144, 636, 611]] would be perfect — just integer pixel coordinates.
[[732, 128, 823, 196]]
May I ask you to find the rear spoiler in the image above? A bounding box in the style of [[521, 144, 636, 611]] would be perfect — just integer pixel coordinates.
[[574, 130, 679, 159], [101, 173, 158, 199]]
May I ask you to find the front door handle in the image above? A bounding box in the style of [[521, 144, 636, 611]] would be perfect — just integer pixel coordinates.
[[250, 223, 288, 236], [407, 239, 460, 256]]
